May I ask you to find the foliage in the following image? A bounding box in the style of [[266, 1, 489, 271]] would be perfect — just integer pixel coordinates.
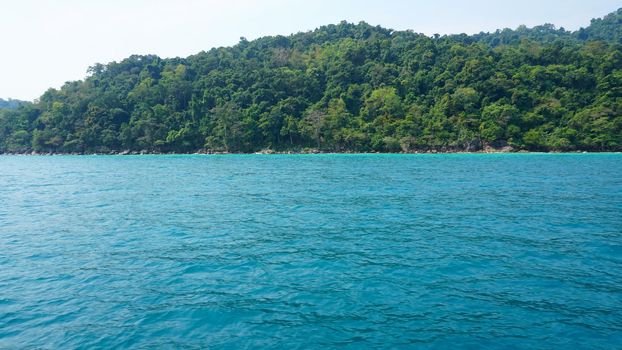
[[576, 8, 622, 44], [1, 9, 621, 153]]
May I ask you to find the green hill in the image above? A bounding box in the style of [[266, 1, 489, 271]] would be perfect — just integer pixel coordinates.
[[577, 8, 622, 43], [1, 9, 621, 153]]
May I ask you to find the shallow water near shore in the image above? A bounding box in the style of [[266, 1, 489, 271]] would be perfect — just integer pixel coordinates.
[[1, 154, 621, 348]]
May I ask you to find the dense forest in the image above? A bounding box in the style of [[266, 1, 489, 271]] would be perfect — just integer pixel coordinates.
[[1, 9, 621, 153]]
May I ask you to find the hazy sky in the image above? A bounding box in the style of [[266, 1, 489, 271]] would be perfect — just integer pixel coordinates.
[[1, 0, 619, 101]]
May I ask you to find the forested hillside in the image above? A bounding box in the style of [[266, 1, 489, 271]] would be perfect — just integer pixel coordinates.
[[576, 8, 622, 43], [1, 9, 621, 153]]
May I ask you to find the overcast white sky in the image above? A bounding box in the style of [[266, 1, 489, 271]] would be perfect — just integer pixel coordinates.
[[1, 0, 619, 101]]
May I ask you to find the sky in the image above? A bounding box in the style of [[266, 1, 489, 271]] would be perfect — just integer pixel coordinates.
[[1, 0, 620, 101]]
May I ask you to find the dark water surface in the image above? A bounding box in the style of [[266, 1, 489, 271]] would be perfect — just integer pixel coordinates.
[[1, 154, 621, 349]]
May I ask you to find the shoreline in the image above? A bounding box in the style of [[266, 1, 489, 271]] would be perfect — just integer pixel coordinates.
[[0, 149, 618, 156]]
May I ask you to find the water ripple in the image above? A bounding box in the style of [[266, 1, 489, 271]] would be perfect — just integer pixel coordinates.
[[0, 154, 621, 349]]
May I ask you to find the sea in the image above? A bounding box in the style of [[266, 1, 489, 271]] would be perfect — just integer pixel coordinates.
[[1, 154, 621, 349]]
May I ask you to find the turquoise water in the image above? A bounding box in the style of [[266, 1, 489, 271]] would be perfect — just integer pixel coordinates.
[[1, 154, 621, 349]]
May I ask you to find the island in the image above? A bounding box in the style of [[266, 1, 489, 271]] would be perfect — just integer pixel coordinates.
[[0, 9, 620, 154]]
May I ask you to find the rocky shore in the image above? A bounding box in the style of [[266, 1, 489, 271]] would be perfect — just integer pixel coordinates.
[[0, 145, 605, 156]]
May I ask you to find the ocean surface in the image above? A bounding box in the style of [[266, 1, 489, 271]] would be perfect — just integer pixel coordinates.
[[0, 154, 621, 349]]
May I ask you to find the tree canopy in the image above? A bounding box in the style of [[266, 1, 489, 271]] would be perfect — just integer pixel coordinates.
[[1, 9, 621, 153]]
